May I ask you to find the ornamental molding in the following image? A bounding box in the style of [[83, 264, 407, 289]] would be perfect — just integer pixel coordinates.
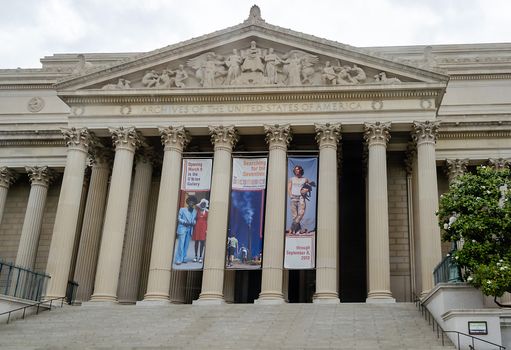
[[61, 127, 91, 151], [0, 167, 18, 188], [25, 166, 55, 187], [449, 73, 511, 81], [445, 159, 469, 183], [488, 158, 510, 170], [109, 126, 141, 151], [412, 120, 439, 145], [264, 124, 292, 149]]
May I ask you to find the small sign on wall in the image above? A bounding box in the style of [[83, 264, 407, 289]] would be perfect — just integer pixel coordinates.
[[468, 321, 488, 335]]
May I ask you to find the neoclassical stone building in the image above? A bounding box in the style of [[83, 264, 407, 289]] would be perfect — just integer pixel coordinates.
[[1, 6, 510, 305]]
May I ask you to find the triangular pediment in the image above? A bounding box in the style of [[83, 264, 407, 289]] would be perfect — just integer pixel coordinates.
[[56, 7, 448, 92]]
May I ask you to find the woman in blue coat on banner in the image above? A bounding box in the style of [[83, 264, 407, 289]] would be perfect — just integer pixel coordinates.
[[174, 195, 198, 265]]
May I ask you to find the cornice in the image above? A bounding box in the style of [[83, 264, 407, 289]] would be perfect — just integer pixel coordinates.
[[449, 73, 511, 81], [0, 130, 66, 147], [439, 130, 511, 139], [0, 83, 56, 90], [59, 85, 444, 105]]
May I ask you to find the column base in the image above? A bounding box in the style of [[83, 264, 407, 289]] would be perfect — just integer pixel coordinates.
[[136, 299, 170, 306], [313, 296, 340, 304], [193, 298, 225, 305], [142, 292, 170, 303], [366, 294, 395, 303], [254, 297, 286, 305], [89, 293, 117, 303]]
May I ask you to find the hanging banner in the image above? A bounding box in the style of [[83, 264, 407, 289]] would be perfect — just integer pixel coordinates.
[[284, 157, 318, 269], [226, 158, 267, 270], [172, 158, 213, 271]]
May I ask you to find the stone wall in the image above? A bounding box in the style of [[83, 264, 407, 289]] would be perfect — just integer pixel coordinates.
[[387, 154, 412, 301]]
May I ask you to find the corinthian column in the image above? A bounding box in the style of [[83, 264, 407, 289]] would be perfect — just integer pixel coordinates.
[[143, 126, 189, 303], [364, 122, 394, 302], [445, 159, 469, 184], [73, 146, 112, 303], [195, 125, 238, 304], [46, 127, 92, 299], [314, 123, 341, 303], [16, 166, 54, 269], [90, 127, 140, 302], [256, 124, 292, 304], [0, 167, 18, 226], [118, 146, 154, 304], [412, 121, 442, 297]]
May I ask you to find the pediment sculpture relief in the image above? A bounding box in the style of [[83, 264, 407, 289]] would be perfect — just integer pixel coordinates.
[[101, 40, 403, 90]]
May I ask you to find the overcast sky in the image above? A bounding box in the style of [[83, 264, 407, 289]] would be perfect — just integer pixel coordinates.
[[1, 0, 510, 69]]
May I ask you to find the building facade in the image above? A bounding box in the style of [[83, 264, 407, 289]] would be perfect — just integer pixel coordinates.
[[1, 6, 510, 305]]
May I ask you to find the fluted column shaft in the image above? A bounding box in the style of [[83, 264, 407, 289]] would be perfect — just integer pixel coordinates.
[[73, 154, 111, 303], [196, 125, 238, 304], [91, 127, 139, 302], [413, 121, 442, 297], [144, 126, 189, 302], [365, 122, 394, 302], [257, 124, 291, 304], [16, 167, 53, 269], [118, 153, 153, 304], [314, 123, 341, 303], [0, 167, 18, 226]]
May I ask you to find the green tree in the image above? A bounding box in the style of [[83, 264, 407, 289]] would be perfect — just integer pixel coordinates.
[[438, 166, 511, 304]]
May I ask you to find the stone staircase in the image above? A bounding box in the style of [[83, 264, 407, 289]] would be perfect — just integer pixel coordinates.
[[0, 302, 455, 349]]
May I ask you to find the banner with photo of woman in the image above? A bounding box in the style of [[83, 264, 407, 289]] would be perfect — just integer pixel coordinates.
[[284, 156, 318, 269], [226, 157, 267, 270], [172, 158, 212, 271]]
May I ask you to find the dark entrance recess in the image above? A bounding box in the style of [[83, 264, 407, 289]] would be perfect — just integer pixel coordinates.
[[339, 137, 367, 302], [234, 270, 262, 303], [288, 269, 316, 303]]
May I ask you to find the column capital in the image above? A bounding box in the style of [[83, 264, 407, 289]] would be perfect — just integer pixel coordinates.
[[412, 120, 439, 146], [0, 167, 18, 189], [404, 143, 416, 176], [136, 143, 155, 164], [445, 159, 469, 182], [61, 127, 92, 153], [25, 166, 54, 187], [315, 123, 341, 150], [209, 125, 238, 151], [488, 158, 510, 171], [109, 126, 141, 152], [364, 121, 391, 147], [159, 126, 190, 152], [264, 124, 292, 150]]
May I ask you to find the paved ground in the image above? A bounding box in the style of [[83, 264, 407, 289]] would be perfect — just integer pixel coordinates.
[[0, 302, 454, 349]]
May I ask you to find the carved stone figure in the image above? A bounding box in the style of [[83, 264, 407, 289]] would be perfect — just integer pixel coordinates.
[[374, 72, 401, 84], [224, 49, 242, 85], [102, 78, 131, 90], [142, 70, 159, 88], [282, 50, 318, 86], [173, 65, 188, 88], [322, 61, 338, 85], [241, 41, 265, 73], [187, 52, 226, 87], [264, 48, 281, 84], [283, 53, 302, 86], [72, 54, 93, 75], [156, 70, 174, 88], [348, 64, 366, 83]]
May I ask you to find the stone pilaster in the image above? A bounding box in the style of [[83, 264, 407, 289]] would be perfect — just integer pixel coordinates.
[[364, 122, 394, 302], [195, 125, 238, 304], [256, 124, 291, 304], [73, 147, 112, 303], [0, 167, 18, 226], [90, 127, 140, 302], [143, 126, 189, 302], [412, 120, 442, 297], [445, 159, 469, 184], [314, 123, 341, 303], [118, 146, 154, 304], [16, 166, 53, 269]]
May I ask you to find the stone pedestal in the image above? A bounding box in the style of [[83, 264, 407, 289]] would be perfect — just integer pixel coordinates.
[[73, 149, 111, 304], [364, 122, 395, 303], [118, 149, 153, 304], [15, 166, 53, 269], [256, 124, 291, 304], [91, 127, 140, 302], [413, 121, 442, 297], [313, 123, 341, 304], [195, 126, 238, 305], [144, 126, 189, 302]]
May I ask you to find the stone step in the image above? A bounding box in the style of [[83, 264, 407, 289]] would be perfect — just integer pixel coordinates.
[[0, 303, 455, 349]]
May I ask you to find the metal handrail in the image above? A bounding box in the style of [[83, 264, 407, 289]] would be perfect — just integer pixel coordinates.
[[415, 299, 506, 349], [433, 250, 463, 285], [0, 297, 65, 324], [0, 260, 51, 301]]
